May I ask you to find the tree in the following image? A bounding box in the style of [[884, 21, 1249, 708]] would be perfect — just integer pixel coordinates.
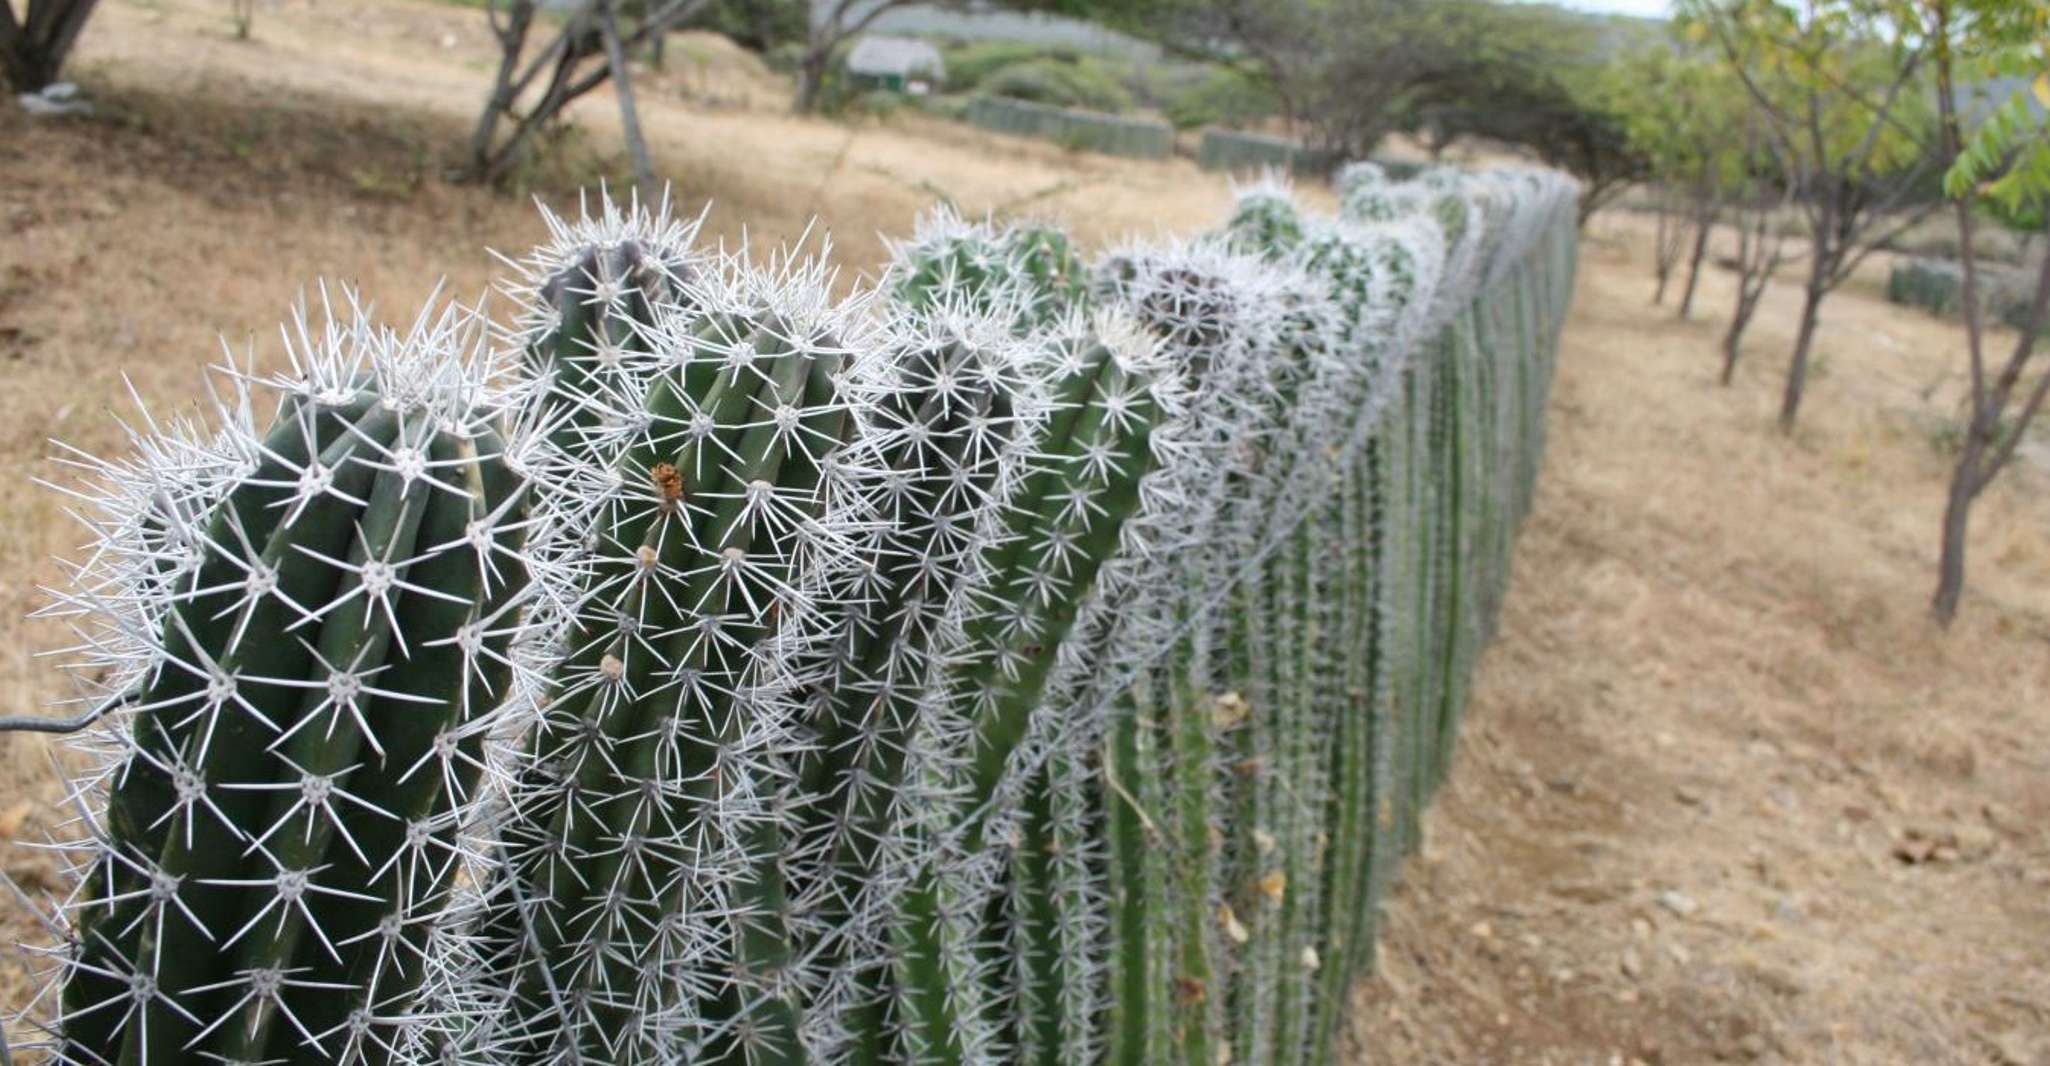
[[1157, 0, 1652, 219], [1609, 45, 1755, 316], [1429, 69, 1649, 224], [792, 0, 921, 113], [1, 0, 100, 92], [1719, 145, 1799, 384], [465, 0, 712, 189], [1925, 0, 2050, 623], [1089, 0, 1527, 158], [1686, 0, 1945, 431], [690, 0, 804, 54]]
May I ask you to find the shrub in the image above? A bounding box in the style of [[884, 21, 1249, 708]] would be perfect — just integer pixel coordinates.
[[981, 56, 1135, 114], [1164, 66, 1280, 130], [942, 40, 1078, 92]]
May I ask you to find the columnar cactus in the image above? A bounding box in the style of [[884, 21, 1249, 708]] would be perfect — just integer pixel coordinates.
[[1331, 160, 1386, 201], [768, 299, 1048, 1060], [471, 249, 887, 1065], [1004, 722, 1108, 1066], [1003, 224, 1090, 320], [507, 192, 706, 476], [950, 311, 1178, 813], [884, 208, 1090, 330], [42, 295, 531, 1065], [1223, 172, 1306, 258], [885, 308, 1180, 1063]]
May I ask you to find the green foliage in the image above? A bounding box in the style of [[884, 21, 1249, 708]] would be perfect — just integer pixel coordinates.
[[1080, 0, 1660, 162], [1677, 0, 1940, 185], [1945, 68, 2050, 213], [938, 36, 1268, 129], [850, 88, 913, 120], [687, 0, 807, 52], [1889, 255, 2050, 332], [1164, 66, 1280, 130], [981, 57, 1136, 114], [943, 41, 1075, 91], [1603, 43, 1766, 196]]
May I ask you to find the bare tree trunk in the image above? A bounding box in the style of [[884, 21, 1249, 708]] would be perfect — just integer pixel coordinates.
[[1932, 422, 1987, 623], [1678, 204, 1715, 320], [2, 0, 105, 91], [1721, 285, 1765, 385], [1722, 252, 1770, 385], [1931, 217, 2050, 624], [1576, 189, 1615, 229], [599, 0, 658, 202], [1719, 320, 1746, 384], [1927, 6, 1993, 626], [465, 0, 541, 182], [461, 0, 709, 186], [1779, 280, 1825, 432], [793, 47, 829, 113], [1720, 197, 1784, 385], [1651, 190, 1680, 305]]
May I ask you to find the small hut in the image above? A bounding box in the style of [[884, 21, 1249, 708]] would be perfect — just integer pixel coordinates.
[[846, 35, 945, 95]]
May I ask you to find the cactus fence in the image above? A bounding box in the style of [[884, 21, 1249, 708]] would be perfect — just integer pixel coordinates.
[[1888, 255, 2046, 333], [18, 161, 1579, 1066], [1196, 129, 1338, 175], [965, 95, 1175, 159]]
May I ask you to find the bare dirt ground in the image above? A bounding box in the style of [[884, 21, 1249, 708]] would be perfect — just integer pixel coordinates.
[[1347, 218, 2050, 1066], [4, 0, 2049, 1061]]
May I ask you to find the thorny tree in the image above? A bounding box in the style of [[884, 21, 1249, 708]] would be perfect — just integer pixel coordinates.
[[465, 0, 711, 192], [1924, 0, 2050, 623], [1099, 0, 1538, 161]]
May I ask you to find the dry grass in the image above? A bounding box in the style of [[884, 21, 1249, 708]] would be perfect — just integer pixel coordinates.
[[1347, 216, 2050, 1066], [5, 0, 2049, 1062]]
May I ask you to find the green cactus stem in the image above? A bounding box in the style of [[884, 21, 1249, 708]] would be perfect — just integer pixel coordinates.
[[50, 298, 529, 1066]]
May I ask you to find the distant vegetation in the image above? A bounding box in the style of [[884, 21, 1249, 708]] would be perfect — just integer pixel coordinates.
[[11, 0, 2040, 632], [931, 39, 1272, 128]]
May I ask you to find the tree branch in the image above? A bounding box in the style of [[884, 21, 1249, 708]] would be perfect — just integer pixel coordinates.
[[598, 0, 658, 202], [1973, 236, 2050, 488]]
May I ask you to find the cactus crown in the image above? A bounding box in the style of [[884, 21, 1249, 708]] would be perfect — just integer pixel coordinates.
[[885, 206, 1090, 330], [1225, 170, 1307, 257], [37, 290, 535, 1065]]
